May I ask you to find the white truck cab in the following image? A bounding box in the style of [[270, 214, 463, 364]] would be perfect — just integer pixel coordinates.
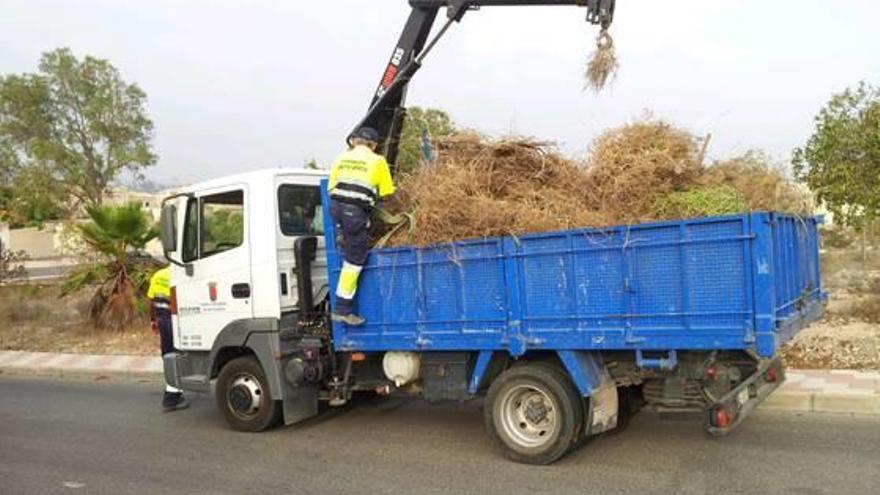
[[164, 168, 329, 349], [160, 168, 332, 430]]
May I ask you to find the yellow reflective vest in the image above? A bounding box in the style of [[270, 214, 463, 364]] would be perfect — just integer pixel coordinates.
[[328, 145, 395, 207], [147, 267, 171, 301]]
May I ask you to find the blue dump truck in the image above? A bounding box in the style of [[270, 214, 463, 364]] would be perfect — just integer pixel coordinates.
[[320, 183, 826, 464], [160, 172, 824, 465]]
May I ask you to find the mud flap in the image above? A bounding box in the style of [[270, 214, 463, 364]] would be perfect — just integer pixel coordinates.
[[282, 383, 319, 425], [557, 350, 620, 435], [588, 375, 620, 435]]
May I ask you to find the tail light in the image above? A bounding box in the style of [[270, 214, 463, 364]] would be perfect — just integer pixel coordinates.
[[766, 368, 778, 383], [713, 408, 731, 428], [170, 286, 178, 315], [705, 365, 718, 380]]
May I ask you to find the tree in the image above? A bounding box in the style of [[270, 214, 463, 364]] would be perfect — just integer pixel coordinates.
[[62, 203, 159, 331], [0, 135, 20, 182], [396, 107, 456, 175], [793, 82, 880, 228], [0, 48, 156, 210], [0, 163, 67, 227]]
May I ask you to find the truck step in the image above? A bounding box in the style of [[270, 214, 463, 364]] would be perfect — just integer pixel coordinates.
[[180, 374, 209, 387]]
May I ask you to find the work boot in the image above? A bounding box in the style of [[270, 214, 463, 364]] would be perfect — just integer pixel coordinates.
[[162, 392, 189, 412], [331, 312, 366, 326]]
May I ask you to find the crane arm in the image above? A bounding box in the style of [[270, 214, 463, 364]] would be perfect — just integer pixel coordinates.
[[351, 0, 615, 171]]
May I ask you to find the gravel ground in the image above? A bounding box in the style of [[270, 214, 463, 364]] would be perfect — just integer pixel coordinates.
[[782, 262, 880, 370]]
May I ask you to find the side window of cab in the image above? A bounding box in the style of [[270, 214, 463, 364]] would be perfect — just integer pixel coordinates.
[[182, 190, 245, 262], [278, 184, 323, 236]]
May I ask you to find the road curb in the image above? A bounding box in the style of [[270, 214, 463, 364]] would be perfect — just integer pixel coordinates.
[[0, 351, 163, 383], [756, 369, 880, 415], [1, 351, 878, 414], [0, 366, 163, 382]]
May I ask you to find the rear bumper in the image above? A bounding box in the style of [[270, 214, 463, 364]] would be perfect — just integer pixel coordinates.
[[705, 357, 784, 436]]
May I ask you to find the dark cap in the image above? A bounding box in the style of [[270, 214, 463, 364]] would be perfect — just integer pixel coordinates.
[[353, 127, 380, 143]]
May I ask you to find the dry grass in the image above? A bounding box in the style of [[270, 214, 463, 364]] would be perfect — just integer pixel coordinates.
[[386, 133, 610, 246], [849, 297, 880, 323], [701, 151, 813, 215], [382, 118, 813, 247], [585, 32, 618, 92], [0, 284, 156, 356], [583, 120, 704, 222]]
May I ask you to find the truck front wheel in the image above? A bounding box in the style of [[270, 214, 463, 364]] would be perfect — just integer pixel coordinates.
[[215, 355, 281, 432], [484, 363, 583, 465]]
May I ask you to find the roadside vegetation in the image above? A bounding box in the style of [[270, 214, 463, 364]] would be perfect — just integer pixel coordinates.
[[0, 283, 155, 355], [61, 203, 160, 331], [0, 47, 161, 343]]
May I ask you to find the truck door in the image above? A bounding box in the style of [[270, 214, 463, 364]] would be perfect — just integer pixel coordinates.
[[276, 181, 329, 313], [175, 186, 253, 351]]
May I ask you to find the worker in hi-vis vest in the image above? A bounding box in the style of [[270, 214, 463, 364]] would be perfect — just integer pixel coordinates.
[[327, 126, 395, 326], [148, 266, 188, 411]]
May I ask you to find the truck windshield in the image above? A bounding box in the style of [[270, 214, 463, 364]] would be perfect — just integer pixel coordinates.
[[278, 184, 323, 236]]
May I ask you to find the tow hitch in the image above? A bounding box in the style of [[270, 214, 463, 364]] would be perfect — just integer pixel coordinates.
[[705, 358, 784, 436]]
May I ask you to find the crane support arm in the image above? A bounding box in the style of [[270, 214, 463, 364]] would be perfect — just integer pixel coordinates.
[[351, 0, 615, 171]]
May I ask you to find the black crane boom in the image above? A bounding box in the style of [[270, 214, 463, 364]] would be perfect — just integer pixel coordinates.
[[350, 0, 615, 171]]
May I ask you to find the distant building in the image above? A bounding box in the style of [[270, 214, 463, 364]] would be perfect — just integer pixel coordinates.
[[3, 186, 182, 261], [105, 186, 178, 222], [105, 186, 181, 258], [3, 221, 64, 260]]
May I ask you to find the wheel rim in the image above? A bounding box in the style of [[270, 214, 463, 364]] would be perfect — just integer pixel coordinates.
[[227, 373, 264, 420], [498, 384, 558, 449]]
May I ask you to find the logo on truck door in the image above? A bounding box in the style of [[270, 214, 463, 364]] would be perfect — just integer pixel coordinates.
[[197, 281, 227, 313]]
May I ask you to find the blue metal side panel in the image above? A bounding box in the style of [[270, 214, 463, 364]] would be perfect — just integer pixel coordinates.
[[768, 214, 825, 352], [512, 216, 755, 352], [750, 213, 777, 357], [321, 181, 345, 347], [322, 181, 823, 356]]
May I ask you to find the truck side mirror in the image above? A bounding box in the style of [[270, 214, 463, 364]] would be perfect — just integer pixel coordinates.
[[160, 204, 178, 254]]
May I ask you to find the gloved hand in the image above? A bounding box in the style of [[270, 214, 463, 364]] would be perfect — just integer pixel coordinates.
[[373, 206, 408, 225], [150, 320, 158, 335]]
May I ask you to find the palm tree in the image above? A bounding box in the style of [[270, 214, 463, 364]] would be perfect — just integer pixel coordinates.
[[63, 202, 159, 330]]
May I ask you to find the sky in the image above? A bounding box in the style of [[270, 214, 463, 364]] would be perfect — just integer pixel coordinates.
[[1, 0, 878, 186]]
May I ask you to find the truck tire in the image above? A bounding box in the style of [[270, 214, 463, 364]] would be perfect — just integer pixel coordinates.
[[484, 362, 583, 465], [215, 355, 282, 432]]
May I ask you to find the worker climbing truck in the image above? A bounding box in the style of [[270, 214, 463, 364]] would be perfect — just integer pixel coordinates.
[[159, 0, 826, 464]]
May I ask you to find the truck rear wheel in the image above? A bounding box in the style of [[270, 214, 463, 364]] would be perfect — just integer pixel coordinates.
[[484, 362, 583, 465], [215, 355, 281, 432]]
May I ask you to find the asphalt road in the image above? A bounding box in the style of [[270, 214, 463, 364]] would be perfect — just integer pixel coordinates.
[[1, 377, 878, 495]]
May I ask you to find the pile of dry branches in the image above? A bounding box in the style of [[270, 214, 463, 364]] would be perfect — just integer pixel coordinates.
[[382, 120, 811, 247], [583, 120, 704, 223], [385, 133, 609, 246], [700, 152, 814, 215]]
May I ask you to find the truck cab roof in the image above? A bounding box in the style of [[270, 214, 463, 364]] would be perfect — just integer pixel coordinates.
[[178, 167, 329, 195]]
